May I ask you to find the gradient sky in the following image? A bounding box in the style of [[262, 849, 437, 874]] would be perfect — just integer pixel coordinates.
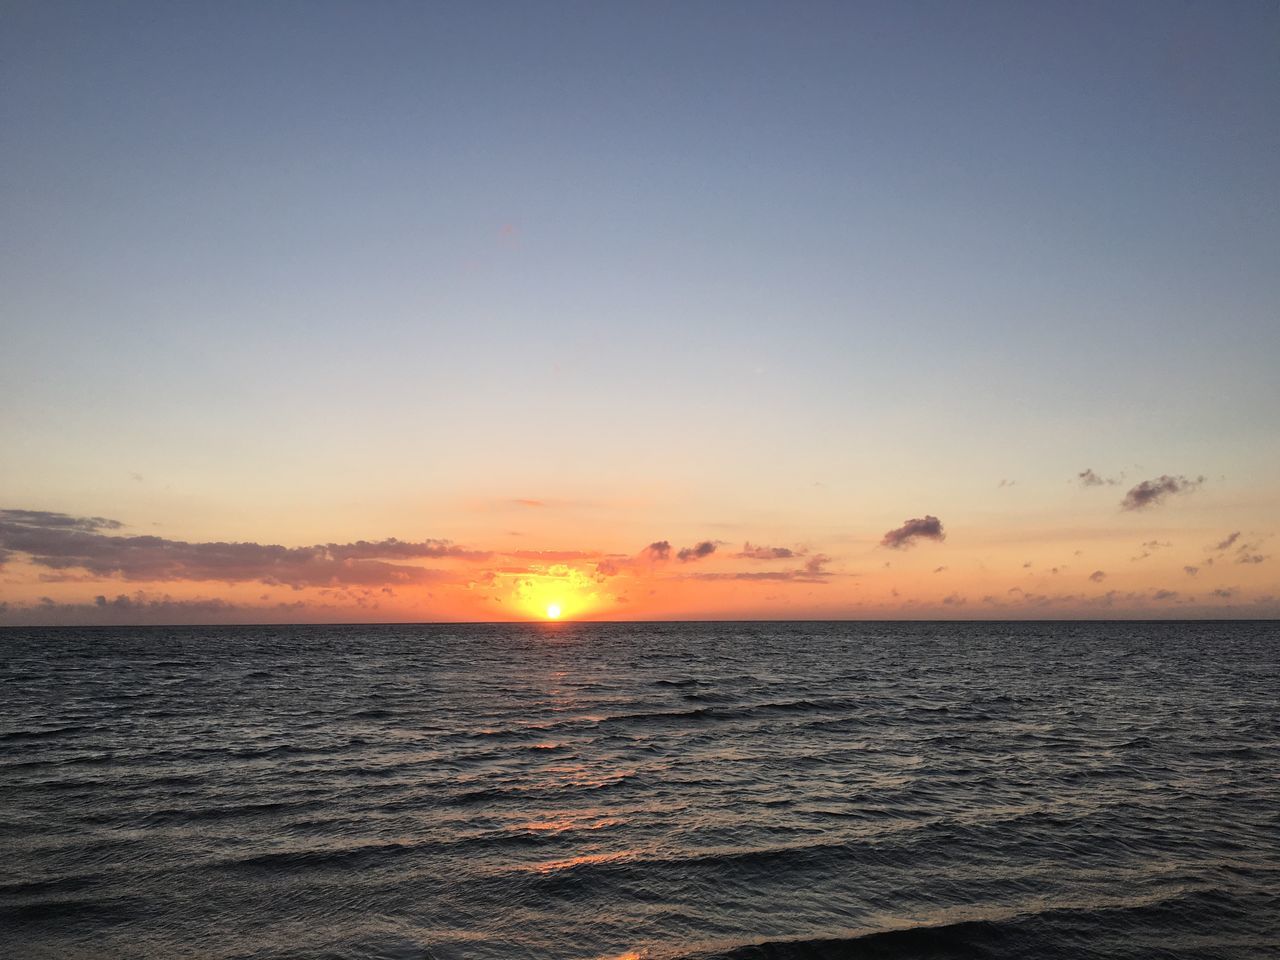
[[2, 0, 1278, 623]]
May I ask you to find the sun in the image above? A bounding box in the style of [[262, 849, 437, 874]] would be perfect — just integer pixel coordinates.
[[545, 603, 562, 620]]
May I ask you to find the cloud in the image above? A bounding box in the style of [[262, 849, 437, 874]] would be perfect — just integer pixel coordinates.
[[941, 593, 966, 606], [1089, 570, 1107, 583], [1212, 588, 1236, 599], [1215, 532, 1241, 551], [1152, 589, 1180, 601], [642, 540, 671, 561], [1184, 565, 1199, 576], [0, 509, 472, 589], [1077, 469, 1117, 487], [690, 570, 818, 583], [0, 509, 122, 532], [737, 542, 796, 560], [685, 553, 831, 584], [1119, 475, 1204, 511], [677, 540, 717, 562], [512, 499, 545, 508], [880, 516, 945, 549], [803, 554, 831, 575], [1225, 537, 1268, 565]]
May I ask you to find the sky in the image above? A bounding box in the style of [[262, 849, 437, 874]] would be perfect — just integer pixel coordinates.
[[2, 0, 1278, 623]]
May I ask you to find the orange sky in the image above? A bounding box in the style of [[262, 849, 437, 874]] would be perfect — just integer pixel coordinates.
[[2, 471, 1276, 623]]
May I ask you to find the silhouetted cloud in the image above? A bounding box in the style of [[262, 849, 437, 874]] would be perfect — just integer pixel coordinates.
[[1077, 469, 1117, 487], [1215, 532, 1241, 551], [880, 516, 945, 549], [677, 540, 717, 562], [1184, 565, 1199, 576], [1089, 570, 1106, 583], [1119, 475, 1204, 511], [0, 509, 121, 532], [737, 543, 796, 560], [1237, 552, 1267, 565], [1152, 589, 1179, 601], [0, 509, 470, 588], [642, 540, 671, 561], [1212, 588, 1236, 599]]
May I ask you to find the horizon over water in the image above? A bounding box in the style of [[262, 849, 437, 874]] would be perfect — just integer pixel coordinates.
[[2, 620, 1277, 959]]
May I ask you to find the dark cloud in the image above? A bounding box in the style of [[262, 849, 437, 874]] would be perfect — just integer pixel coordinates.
[[1228, 538, 1268, 565], [1215, 532, 1241, 551], [1089, 570, 1107, 583], [1077, 469, 1117, 487], [1212, 588, 1236, 599], [1152, 589, 1180, 601], [642, 540, 671, 561], [737, 543, 796, 560], [1184, 566, 1199, 576], [0, 509, 469, 588], [0, 509, 121, 532], [677, 541, 717, 562], [941, 593, 966, 606], [880, 516, 945, 550], [1119, 475, 1204, 511]]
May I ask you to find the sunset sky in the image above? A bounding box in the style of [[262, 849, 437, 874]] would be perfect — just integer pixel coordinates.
[[2, 1, 1278, 623]]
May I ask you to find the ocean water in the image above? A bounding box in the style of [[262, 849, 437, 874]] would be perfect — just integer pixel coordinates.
[[1, 621, 1277, 960]]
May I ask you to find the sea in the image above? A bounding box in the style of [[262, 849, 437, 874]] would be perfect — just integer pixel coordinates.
[[1, 621, 1277, 959]]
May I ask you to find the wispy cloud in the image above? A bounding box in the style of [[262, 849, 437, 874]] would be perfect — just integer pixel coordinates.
[[880, 516, 945, 550], [737, 542, 796, 560], [1119, 475, 1204, 511], [1077, 469, 1117, 487]]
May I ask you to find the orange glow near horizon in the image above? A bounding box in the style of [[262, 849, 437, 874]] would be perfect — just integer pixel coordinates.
[[503, 565, 612, 621]]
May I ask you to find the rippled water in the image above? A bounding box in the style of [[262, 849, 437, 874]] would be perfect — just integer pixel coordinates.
[[2, 621, 1277, 959]]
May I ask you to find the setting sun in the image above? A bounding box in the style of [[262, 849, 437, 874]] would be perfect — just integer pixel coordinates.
[[545, 603, 562, 620]]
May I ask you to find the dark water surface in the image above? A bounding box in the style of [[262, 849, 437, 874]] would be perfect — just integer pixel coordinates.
[[2, 621, 1277, 959]]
